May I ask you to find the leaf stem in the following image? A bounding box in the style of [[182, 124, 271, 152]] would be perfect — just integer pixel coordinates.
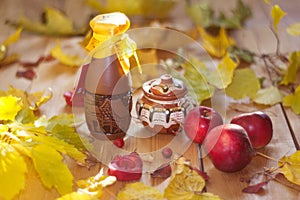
[[255, 151, 284, 164]]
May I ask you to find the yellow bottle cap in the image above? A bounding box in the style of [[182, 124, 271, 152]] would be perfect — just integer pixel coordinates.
[[90, 12, 130, 36], [85, 12, 141, 75]]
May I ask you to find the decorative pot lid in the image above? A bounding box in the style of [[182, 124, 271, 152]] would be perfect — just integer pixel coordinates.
[[142, 74, 188, 101]]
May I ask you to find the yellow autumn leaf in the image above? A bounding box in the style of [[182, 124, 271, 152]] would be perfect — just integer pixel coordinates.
[[117, 182, 164, 200], [281, 51, 300, 85], [279, 150, 300, 185], [3, 28, 22, 47], [32, 134, 86, 163], [0, 143, 27, 200], [1, 28, 22, 64], [57, 192, 97, 200], [198, 27, 235, 58], [208, 53, 239, 89], [31, 144, 74, 195], [86, 0, 174, 18], [271, 5, 286, 32], [253, 86, 282, 105], [287, 23, 300, 36], [0, 96, 22, 121], [225, 68, 260, 100], [190, 192, 223, 200], [51, 42, 84, 67], [28, 87, 53, 110], [282, 85, 300, 114], [14, 7, 86, 36], [164, 163, 205, 200]]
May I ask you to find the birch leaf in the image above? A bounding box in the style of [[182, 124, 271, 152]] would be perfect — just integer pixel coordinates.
[[282, 85, 300, 114], [208, 53, 239, 89], [3, 28, 23, 46], [253, 86, 282, 105], [281, 51, 300, 85], [225, 68, 260, 99], [271, 5, 286, 32], [50, 42, 84, 67], [181, 57, 215, 103], [287, 23, 300, 36], [279, 150, 300, 186], [13, 7, 86, 36], [0, 143, 27, 200]]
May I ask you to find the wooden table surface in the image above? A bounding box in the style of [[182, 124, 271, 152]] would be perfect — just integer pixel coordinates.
[[1, 0, 300, 199]]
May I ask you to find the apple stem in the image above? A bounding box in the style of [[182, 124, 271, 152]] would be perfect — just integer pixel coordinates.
[[255, 151, 282, 163]]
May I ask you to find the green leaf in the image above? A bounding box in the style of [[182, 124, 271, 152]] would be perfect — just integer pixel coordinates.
[[0, 96, 22, 121], [208, 53, 239, 89], [12, 7, 86, 36], [185, 2, 214, 28], [0, 143, 27, 200], [31, 144, 74, 195], [180, 57, 215, 103], [225, 68, 260, 99], [253, 86, 282, 105], [271, 5, 286, 32], [51, 124, 92, 151], [227, 45, 254, 63], [281, 51, 300, 85], [186, 0, 251, 29], [287, 23, 300, 36], [279, 150, 300, 186], [282, 85, 300, 114], [43, 114, 76, 131]]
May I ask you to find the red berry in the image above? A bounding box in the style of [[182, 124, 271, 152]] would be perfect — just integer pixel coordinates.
[[162, 147, 173, 158], [63, 91, 73, 106], [113, 138, 124, 148]]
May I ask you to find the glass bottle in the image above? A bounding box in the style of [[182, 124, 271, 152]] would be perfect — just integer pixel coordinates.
[[83, 12, 140, 140]]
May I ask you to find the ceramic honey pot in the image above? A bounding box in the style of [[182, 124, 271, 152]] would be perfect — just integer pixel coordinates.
[[136, 74, 196, 134]]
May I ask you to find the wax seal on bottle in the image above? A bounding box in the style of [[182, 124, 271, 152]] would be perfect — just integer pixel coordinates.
[[84, 12, 140, 140], [136, 74, 196, 134]]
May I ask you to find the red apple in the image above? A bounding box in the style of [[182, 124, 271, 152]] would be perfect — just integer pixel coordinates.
[[107, 152, 143, 181], [203, 124, 254, 173], [184, 106, 223, 144], [230, 111, 273, 149]]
